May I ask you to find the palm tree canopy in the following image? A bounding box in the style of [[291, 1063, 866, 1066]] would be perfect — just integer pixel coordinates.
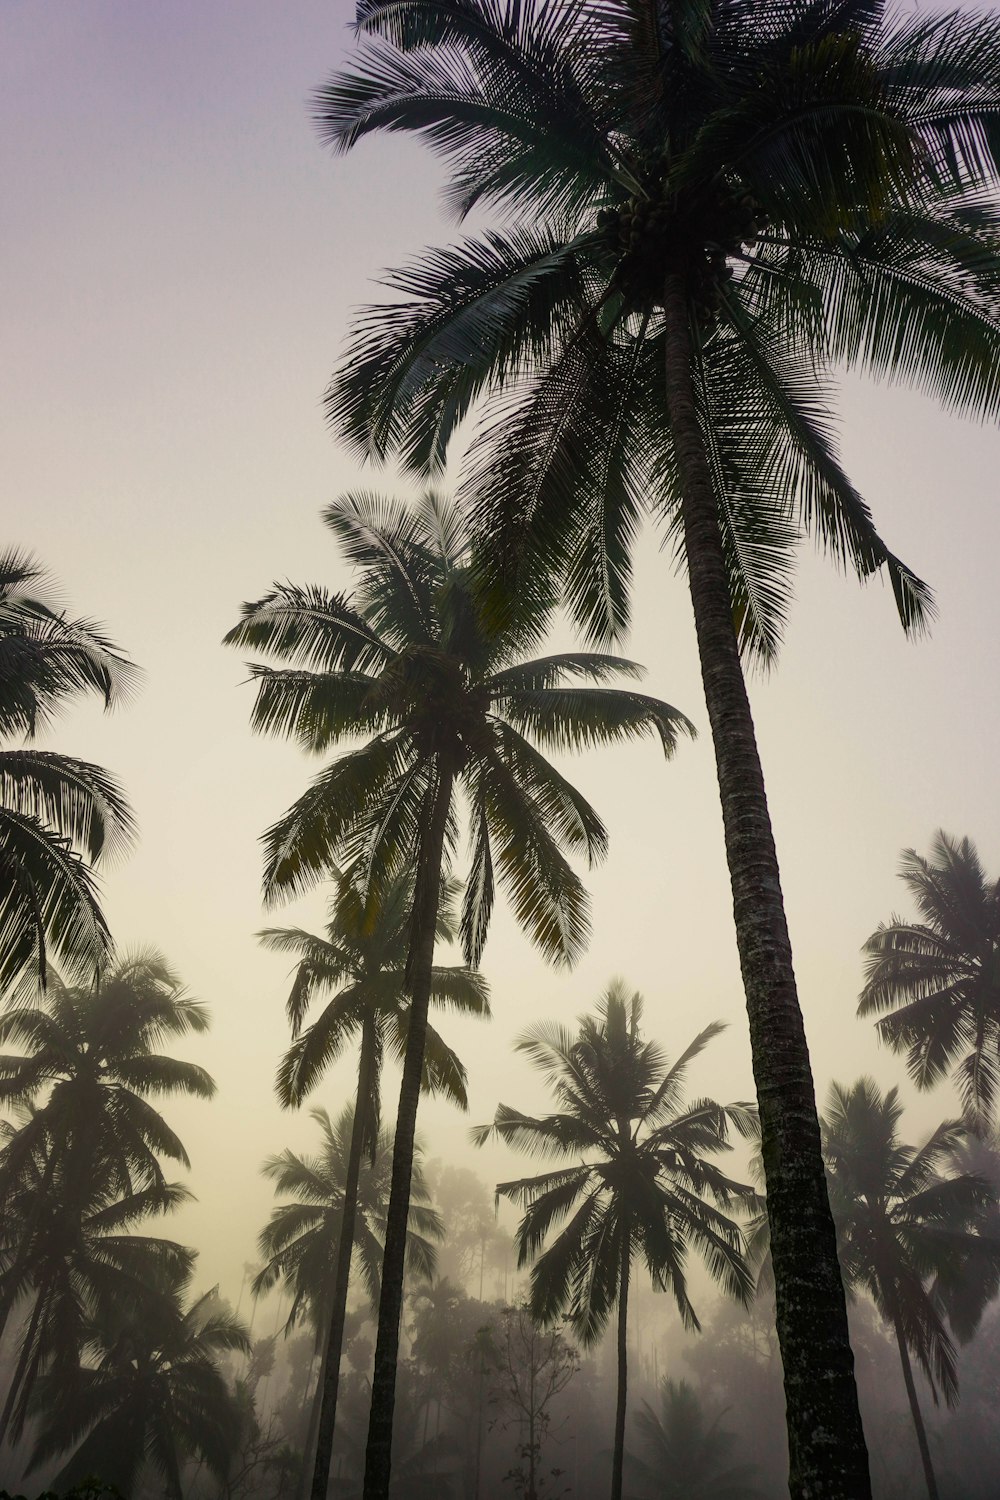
[[627, 1377, 765, 1500], [859, 832, 1000, 1118], [26, 1256, 250, 1497], [0, 550, 138, 991], [252, 1104, 443, 1337], [475, 981, 756, 1342], [226, 491, 692, 968], [317, 1, 1000, 659], [822, 1077, 1000, 1406], [260, 866, 490, 1123]]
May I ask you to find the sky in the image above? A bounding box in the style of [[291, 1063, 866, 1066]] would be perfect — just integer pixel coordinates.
[[4, 0, 1000, 1311]]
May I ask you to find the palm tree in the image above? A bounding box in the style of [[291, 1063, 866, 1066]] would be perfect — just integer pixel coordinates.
[[474, 983, 755, 1500], [822, 1078, 1000, 1500], [317, 10, 1000, 1492], [627, 1377, 764, 1500], [859, 832, 1000, 1120], [25, 1258, 250, 1497], [260, 866, 488, 1494], [0, 550, 137, 994], [226, 489, 690, 1498], [0, 1110, 195, 1445]]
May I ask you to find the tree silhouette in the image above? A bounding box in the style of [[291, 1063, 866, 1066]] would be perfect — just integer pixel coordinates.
[[476, 983, 754, 1500], [318, 9, 1000, 1491], [823, 1078, 1000, 1500], [0, 550, 137, 993], [260, 866, 487, 1490], [859, 832, 1000, 1120], [627, 1378, 764, 1500], [227, 489, 690, 1498]]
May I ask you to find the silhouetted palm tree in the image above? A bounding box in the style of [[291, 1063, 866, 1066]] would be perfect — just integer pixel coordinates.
[[823, 1078, 1000, 1500], [0, 550, 137, 993], [260, 866, 487, 1493], [627, 1378, 764, 1500], [227, 489, 690, 1498], [859, 832, 1000, 1119], [318, 10, 1000, 1492], [25, 1258, 249, 1497], [475, 983, 755, 1500]]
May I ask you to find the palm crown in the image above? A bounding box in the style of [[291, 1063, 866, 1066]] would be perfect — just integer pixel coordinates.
[[859, 832, 1000, 1119], [253, 1105, 442, 1336], [319, 0, 1000, 656], [0, 550, 137, 992], [627, 1377, 764, 1500], [226, 490, 691, 964]]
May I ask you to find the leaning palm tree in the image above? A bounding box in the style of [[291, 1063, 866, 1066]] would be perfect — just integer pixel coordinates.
[[0, 951, 214, 1350], [474, 984, 755, 1500], [318, 9, 1000, 1492], [25, 1258, 250, 1497], [226, 489, 690, 1498], [0, 550, 137, 994], [627, 1378, 764, 1500], [260, 866, 488, 1493], [823, 1078, 1000, 1500], [859, 832, 1000, 1121]]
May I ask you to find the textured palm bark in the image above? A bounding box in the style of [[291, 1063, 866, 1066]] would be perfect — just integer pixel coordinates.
[[362, 762, 454, 1500], [891, 1310, 940, 1500], [611, 1226, 630, 1500], [309, 1018, 378, 1500], [661, 271, 871, 1500]]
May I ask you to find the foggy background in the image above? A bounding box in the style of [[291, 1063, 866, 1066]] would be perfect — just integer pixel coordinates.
[[3, 0, 998, 1347]]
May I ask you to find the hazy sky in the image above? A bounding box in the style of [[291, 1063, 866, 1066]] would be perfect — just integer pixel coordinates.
[[4, 0, 999, 1309]]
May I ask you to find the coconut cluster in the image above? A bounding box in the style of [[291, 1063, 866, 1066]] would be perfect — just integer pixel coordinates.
[[598, 169, 765, 321]]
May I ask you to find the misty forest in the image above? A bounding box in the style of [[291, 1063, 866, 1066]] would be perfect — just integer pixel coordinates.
[[5, 3, 1000, 1499]]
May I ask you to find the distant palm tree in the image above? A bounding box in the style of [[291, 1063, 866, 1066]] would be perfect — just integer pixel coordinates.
[[859, 832, 1000, 1120], [627, 1378, 763, 1500], [475, 983, 755, 1500], [823, 1079, 1000, 1500], [25, 1258, 250, 1498], [253, 1105, 442, 1332], [318, 9, 1000, 1492], [260, 866, 488, 1493], [0, 550, 137, 993], [227, 489, 690, 1498]]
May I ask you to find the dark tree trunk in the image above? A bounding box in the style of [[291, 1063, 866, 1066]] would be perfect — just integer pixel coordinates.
[[660, 271, 871, 1500], [309, 1018, 379, 1500], [362, 762, 454, 1500], [611, 1224, 630, 1500], [891, 1310, 939, 1500]]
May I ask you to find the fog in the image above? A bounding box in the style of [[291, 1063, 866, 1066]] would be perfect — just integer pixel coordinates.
[[3, 1, 1000, 1497]]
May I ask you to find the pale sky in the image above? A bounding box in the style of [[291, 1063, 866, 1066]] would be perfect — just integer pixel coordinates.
[[4, 0, 999, 1307]]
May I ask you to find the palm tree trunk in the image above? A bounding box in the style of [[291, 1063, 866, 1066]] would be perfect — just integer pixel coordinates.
[[660, 270, 870, 1500], [309, 1018, 379, 1500], [611, 1225, 630, 1500], [891, 1310, 939, 1500], [363, 761, 455, 1500]]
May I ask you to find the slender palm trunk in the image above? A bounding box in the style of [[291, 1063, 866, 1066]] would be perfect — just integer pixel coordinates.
[[309, 1019, 379, 1500], [611, 1226, 630, 1500], [891, 1310, 939, 1500], [660, 271, 870, 1500], [363, 761, 455, 1500]]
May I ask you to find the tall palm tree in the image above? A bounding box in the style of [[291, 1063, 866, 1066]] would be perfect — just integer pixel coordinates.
[[317, 9, 1000, 1492], [226, 489, 690, 1498], [859, 832, 1000, 1120], [260, 866, 488, 1494], [627, 1377, 764, 1500], [25, 1259, 250, 1498], [474, 983, 755, 1500], [823, 1078, 1000, 1500], [0, 550, 137, 994]]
